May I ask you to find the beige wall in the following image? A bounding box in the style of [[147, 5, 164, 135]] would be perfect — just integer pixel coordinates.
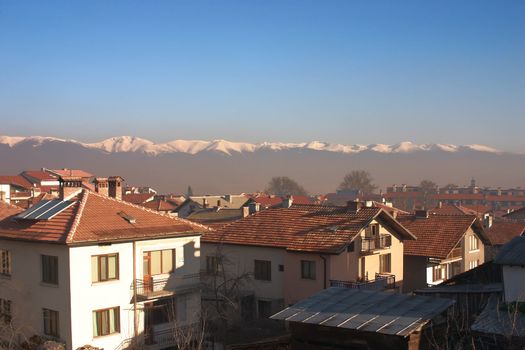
[[461, 227, 485, 271], [284, 252, 327, 305]]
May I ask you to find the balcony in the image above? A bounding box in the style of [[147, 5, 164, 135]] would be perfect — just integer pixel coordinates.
[[361, 234, 392, 253], [131, 272, 201, 300], [330, 273, 396, 291]]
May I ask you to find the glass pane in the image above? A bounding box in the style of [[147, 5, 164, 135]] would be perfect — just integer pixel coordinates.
[[108, 255, 117, 279], [109, 308, 116, 333], [100, 256, 107, 281], [91, 256, 98, 282], [92, 311, 98, 337], [162, 250, 173, 273], [150, 251, 161, 275], [101, 310, 109, 335]]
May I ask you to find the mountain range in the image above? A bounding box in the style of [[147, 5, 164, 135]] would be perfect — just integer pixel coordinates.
[[1, 135, 524, 194]]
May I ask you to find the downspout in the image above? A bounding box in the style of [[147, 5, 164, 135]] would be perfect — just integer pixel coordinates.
[[133, 241, 138, 339], [320, 255, 327, 289]]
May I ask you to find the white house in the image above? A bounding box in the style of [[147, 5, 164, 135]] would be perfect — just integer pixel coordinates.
[[0, 176, 209, 350]]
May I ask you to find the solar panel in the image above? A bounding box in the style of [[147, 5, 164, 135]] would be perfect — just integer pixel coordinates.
[[15, 200, 74, 220], [38, 200, 74, 220], [15, 200, 53, 219]]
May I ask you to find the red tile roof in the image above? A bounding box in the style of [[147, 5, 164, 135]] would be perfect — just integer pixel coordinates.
[[142, 199, 178, 212], [21, 170, 58, 182], [429, 204, 491, 217], [203, 204, 415, 254], [485, 195, 525, 202], [0, 190, 209, 245], [503, 206, 525, 221], [486, 220, 525, 246], [49, 169, 93, 178], [0, 175, 34, 189], [398, 214, 486, 259], [432, 193, 485, 200], [122, 193, 155, 204]]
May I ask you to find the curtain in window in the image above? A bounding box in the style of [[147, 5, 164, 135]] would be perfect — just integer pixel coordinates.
[[150, 251, 162, 275], [162, 250, 173, 273], [108, 255, 117, 279], [91, 256, 98, 282]]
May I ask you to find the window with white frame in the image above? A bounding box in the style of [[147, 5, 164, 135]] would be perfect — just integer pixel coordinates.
[[469, 235, 479, 251]]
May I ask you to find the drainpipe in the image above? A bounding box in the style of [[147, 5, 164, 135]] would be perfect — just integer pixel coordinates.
[[320, 255, 327, 289], [133, 241, 138, 339]]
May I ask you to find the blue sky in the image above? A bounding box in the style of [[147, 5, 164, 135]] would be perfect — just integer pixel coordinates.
[[0, 0, 524, 151]]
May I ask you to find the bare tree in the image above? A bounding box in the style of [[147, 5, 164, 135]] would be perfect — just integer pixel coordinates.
[[338, 170, 377, 194], [265, 177, 308, 197], [419, 179, 438, 209]]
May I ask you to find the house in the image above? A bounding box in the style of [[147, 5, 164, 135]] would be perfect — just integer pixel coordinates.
[[0, 176, 208, 350], [175, 194, 249, 218], [503, 206, 525, 221], [0, 175, 39, 207], [200, 201, 415, 320], [399, 210, 490, 292], [142, 198, 179, 215], [484, 220, 525, 260], [471, 236, 525, 348], [122, 193, 156, 205], [20, 170, 60, 195], [270, 287, 455, 350], [186, 207, 249, 229]]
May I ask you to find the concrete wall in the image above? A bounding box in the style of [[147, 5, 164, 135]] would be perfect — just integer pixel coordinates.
[[69, 235, 202, 350], [502, 266, 525, 302], [403, 255, 428, 293], [284, 252, 328, 305], [0, 240, 72, 347]]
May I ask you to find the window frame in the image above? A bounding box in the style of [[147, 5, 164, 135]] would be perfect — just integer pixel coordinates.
[[41, 255, 59, 285], [93, 306, 120, 337], [0, 298, 12, 324], [43, 308, 60, 338], [0, 249, 11, 276], [205, 255, 221, 275], [254, 260, 272, 281], [379, 253, 391, 273], [300, 260, 316, 280], [143, 249, 175, 276], [469, 235, 479, 252], [92, 253, 119, 283]]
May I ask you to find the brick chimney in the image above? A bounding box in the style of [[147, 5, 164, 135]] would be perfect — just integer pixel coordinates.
[[59, 176, 83, 200], [94, 177, 109, 196], [108, 176, 124, 200]]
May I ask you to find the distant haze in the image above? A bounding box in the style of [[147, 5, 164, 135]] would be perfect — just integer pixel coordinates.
[[1, 136, 524, 194]]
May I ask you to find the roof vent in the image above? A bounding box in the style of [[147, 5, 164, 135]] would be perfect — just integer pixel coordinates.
[[118, 211, 136, 224]]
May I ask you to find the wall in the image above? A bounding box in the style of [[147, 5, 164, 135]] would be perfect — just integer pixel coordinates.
[[0, 240, 72, 347], [462, 227, 485, 272], [0, 184, 10, 203], [502, 266, 525, 302], [284, 252, 327, 305], [403, 256, 428, 293], [69, 235, 202, 350]]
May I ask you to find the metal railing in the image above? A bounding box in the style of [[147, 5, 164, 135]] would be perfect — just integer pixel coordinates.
[[361, 234, 392, 252], [330, 273, 395, 291], [131, 272, 201, 299]]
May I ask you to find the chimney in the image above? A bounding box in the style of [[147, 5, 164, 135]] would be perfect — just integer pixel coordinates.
[[202, 198, 208, 209], [59, 176, 83, 200], [347, 200, 362, 213], [438, 201, 442, 208], [282, 196, 293, 208], [483, 213, 493, 229], [248, 202, 260, 214], [108, 176, 124, 200], [242, 206, 250, 218], [94, 177, 109, 196], [415, 209, 428, 219]]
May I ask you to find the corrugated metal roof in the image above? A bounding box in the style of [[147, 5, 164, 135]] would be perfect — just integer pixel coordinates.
[[494, 236, 525, 266], [472, 295, 525, 337], [415, 283, 503, 294], [270, 287, 454, 337]]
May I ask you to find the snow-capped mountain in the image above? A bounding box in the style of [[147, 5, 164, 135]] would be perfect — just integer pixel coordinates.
[[0, 135, 502, 156]]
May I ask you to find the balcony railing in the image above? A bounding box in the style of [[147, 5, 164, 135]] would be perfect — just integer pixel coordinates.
[[361, 234, 392, 252], [131, 273, 201, 300], [330, 273, 396, 291]]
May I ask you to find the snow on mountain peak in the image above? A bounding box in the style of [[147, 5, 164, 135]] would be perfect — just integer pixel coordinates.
[[0, 135, 503, 156]]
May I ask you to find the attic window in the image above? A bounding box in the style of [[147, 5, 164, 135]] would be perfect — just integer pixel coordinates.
[[118, 211, 136, 224]]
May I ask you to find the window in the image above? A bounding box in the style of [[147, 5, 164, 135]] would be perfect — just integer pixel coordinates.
[[370, 224, 379, 236], [42, 255, 58, 285], [254, 260, 271, 281], [143, 250, 174, 275], [469, 260, 479, 269], [93, 307, 120, 337], [379, 254, 391, 273], [469, 235, 479, 251], [146, 299, 174, 326], [301, 260, 316, 280], [0, 298, 11, 324], [0, 249, 11, 276], [43, 309, 59, 337], [91, 254, 119, 282], [278, 264, 284, 272], [206, 256, 221, 274], [432, 265, 446, 282]]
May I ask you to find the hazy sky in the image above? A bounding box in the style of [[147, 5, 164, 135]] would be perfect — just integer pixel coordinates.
[[0, 1, 524, 151]]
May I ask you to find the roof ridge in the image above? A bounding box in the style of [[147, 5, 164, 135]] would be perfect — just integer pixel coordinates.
[[66, 190, 89, 243], [88, 190, 212, 231]]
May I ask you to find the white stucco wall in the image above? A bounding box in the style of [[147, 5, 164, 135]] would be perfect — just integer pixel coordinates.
[[502, 266, 525, 302], [0, 184, 10, 203], [0, 240, 72, 346]]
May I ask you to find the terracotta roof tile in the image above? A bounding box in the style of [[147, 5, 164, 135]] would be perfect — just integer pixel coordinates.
[[203, 204, 414, 254], [21, 170, 58, 182], [142, 199, 178, 212], [398, 214, 484, 259], [0, 175, 34, 189], [486, 220, 525, 246], [503, 206, 525, 221], [122, 193, 155, 204], [0, 190, 209, 245]]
